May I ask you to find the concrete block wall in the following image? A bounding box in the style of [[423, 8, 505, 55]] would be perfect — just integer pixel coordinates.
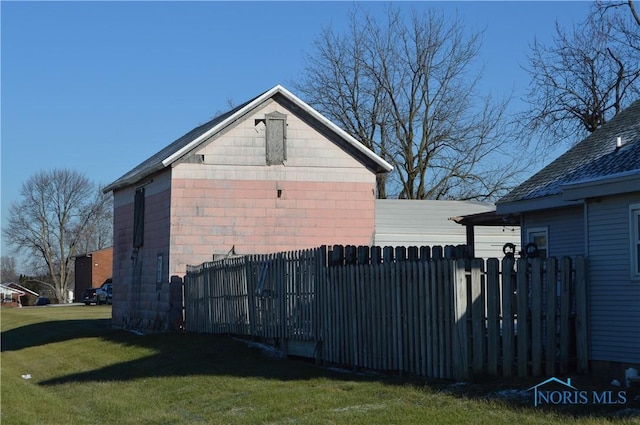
[[111, 171, 172, 330], [168, 99, 378, 276], [169, 178, 376, 276]]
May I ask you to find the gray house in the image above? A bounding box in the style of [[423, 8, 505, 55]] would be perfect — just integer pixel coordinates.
[[497, 99, 640, 371]]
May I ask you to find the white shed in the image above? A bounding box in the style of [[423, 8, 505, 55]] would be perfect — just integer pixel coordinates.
[[374, 199, 520, 259]]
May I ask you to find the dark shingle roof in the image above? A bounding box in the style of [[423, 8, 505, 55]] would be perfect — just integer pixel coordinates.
[[498, 99, 640, 205], [103, 93, 261, 193]]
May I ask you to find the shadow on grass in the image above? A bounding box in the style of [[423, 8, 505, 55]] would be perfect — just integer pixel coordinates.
[[5, 315, 638, 420], [39, 331, 349, 385], [1, 318, 113, 352]]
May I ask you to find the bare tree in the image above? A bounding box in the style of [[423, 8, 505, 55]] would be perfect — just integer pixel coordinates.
[[3, 169, 113, 303], [521, 2, 640, 148], [1, 256, 18, 283], [294, 5, 524, 200], [592, 0, 640, 50]]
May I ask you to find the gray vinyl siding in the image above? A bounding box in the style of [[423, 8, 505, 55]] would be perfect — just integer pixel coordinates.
[[521, 205, 585, 258], [587, 193, 640, 364]]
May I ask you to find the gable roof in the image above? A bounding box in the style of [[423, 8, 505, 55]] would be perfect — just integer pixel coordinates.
[[497, 99, 640, 213], [3, 282, 39, 297], [0, 283, 25, 296], [103, 85, 393, 193]]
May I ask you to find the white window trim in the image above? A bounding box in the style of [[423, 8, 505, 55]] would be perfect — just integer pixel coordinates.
[[630, 203, 640, 281], [526, 226, 549, 258]]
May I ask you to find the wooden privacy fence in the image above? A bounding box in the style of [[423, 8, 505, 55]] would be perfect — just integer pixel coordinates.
[[185, 249, 323, 341], [184, 245, 588, 380]]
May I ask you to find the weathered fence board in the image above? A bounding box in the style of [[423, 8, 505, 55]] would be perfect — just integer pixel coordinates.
[[531, 258, 543, 377], [545, 257, 557, 376], [502, 257, 515, 377], [453, 259, 468, 380], [575, 256, 589, 374], [486, 259, 500, 375], [184, 245, 588, 380]]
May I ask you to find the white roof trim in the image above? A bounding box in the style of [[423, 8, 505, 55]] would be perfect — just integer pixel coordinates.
[[161, 85, 393, 172], [0, 284, 25, 296]]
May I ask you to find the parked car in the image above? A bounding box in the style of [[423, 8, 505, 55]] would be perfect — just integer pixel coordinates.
[[100, 283, 113, 305], [35, 297, 51, 306], [82, 288, 107, 305]]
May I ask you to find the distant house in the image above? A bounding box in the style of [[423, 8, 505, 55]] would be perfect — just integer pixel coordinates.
[[1, 283, 26, 307], [374, 199, 520, 259], [103, 85, 392, 331], [74, 247, 113, 300], [1, 282, 39, 307], [496, 99, 640, 370]]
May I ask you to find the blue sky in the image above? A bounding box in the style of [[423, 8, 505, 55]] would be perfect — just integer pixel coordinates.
[[1, 1, 592, 262]]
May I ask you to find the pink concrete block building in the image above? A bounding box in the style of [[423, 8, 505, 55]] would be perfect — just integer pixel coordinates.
[[103, 85, 392, 331]]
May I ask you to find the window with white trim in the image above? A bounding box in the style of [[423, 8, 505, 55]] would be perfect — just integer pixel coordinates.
[[526, 227, 548, 259], [631, 203, 640, 279]]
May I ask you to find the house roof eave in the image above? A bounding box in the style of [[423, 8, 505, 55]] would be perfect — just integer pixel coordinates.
[[449, 210, 521, 227], [496, 194, 583, 215], [498, 99, 640, 206], [103, 163, 165, 194], [4, 282, 39, 297], [561, 169, 640, 201]]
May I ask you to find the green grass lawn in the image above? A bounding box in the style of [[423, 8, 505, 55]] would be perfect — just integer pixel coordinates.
[[1, 306, 638, 425]]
